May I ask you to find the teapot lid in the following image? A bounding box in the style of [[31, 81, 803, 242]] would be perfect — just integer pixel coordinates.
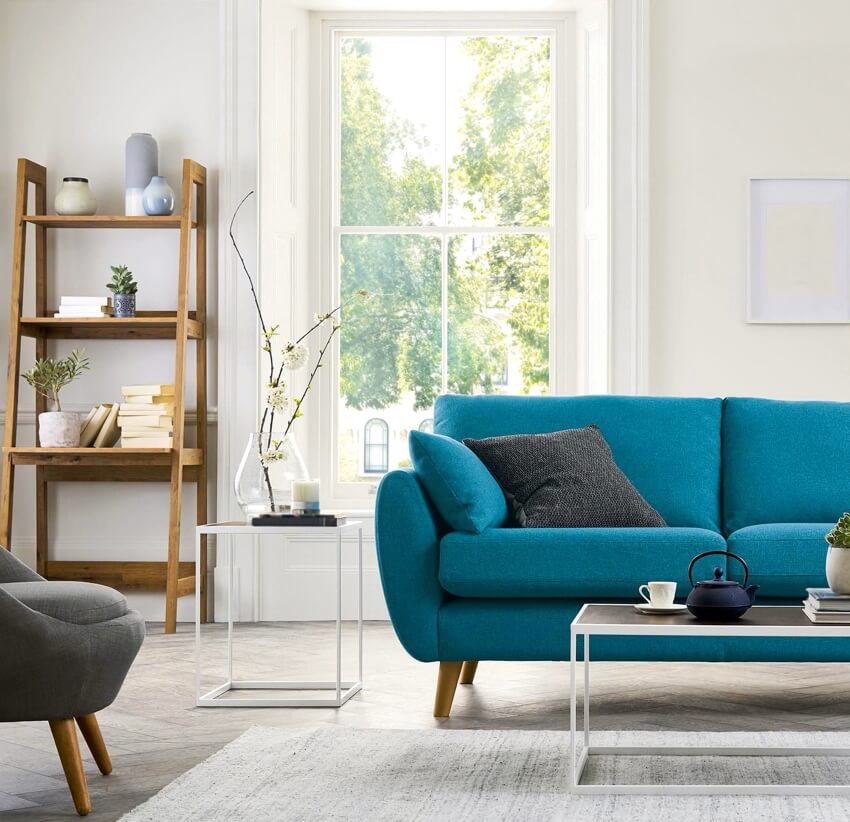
[[696, 567, 740, 587]]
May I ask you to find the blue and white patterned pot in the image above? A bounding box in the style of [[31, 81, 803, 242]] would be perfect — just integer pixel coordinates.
[[113, 294, 136, 318]]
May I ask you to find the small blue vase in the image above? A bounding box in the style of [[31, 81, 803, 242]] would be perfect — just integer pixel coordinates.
[[142, 176, 175, 216]]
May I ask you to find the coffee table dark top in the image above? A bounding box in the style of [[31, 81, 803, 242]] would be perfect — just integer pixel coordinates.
[[571, 604, 850, 636]]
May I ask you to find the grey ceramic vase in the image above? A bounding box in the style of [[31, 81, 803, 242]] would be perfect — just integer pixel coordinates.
[[142, 176, 175, 216], [125, 133, 158, 216], [113, 294, 136, 318]]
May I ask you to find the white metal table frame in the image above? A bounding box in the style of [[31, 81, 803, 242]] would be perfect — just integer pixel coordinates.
[[195, 520, 363, 707], [569, 603, 850, 795]]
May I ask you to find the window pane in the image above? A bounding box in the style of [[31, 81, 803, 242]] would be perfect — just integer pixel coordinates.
[[448, 234, 549, 394], [340, 36, 443, 226], [339, 234, 441, 481], [447, 36, 551, 227]]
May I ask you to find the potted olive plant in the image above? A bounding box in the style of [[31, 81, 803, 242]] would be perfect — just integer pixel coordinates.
[[107, 264, 138, 317], [21, 349, 90, 447], [826, 514, 850, 594]]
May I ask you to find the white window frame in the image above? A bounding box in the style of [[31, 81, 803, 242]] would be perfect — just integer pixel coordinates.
[[316, 12, 575, 507]]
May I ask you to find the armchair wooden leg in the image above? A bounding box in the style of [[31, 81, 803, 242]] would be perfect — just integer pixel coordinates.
[[460, 661, 478, 685], [433, 661, 463, 718], [76, 714, 112, 775], [49, 719, 91, 816]]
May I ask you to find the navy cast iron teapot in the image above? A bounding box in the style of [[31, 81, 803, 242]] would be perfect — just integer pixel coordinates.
[[686, 550, 759, 621]]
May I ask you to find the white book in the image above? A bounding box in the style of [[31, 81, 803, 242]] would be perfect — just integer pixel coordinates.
[[60, 296, 113, 306], [121, 436, 173, 449], [120, 427, 175, 437], [121, 384, 175, 397], [803, 603, 850, 623], [117, 415, 173, 428], [119, 403, 175, 415]]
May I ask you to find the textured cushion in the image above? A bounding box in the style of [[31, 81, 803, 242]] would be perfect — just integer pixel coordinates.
[[435, 394, 722, 531], [463, 426, 666, 528], [408, 430, 507, 533], [0, 581, 128, 625], [727, 523, 831, 598], [439, 527, 724, 597], [723, 397, 850, 533]]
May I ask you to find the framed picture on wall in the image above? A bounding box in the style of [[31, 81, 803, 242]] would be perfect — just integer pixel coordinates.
[[748, 177, 850, 323]]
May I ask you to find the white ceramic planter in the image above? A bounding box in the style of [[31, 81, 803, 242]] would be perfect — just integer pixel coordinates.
[[38, 411, 81, 447], [825, 542, 850, 594]]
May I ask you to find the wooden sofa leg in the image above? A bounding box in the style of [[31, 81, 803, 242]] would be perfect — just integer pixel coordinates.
[[76, 714, 112, 775], [460, 661, 479, 685], [434, 661, 463, 717], [49, 719, 91, 816]]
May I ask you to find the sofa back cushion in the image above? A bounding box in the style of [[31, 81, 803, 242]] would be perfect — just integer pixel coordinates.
[[723, 397, 850, 533], [435, 394, 722, 531], [408, 430, 508, 533]]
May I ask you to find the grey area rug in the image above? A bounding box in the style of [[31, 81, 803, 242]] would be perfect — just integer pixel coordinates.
[[120, 727, 850, 821]]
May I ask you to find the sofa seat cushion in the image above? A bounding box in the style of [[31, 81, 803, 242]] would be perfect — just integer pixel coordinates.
[[0, 581, 128, 625], [439, 527, 725, 598], [727, 524, 831, 598]]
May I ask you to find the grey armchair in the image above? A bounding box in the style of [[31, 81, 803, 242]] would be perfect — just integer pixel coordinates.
[[0, 548, 145, 815]]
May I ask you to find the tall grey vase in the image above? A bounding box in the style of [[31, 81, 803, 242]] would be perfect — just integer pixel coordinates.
[[125, 133, 158, 216]]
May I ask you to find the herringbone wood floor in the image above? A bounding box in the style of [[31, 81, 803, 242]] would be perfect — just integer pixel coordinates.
[[2, 622, 850, 820]]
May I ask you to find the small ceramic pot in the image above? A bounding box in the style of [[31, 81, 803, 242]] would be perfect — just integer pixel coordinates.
[[826, 543, 850, 594], [39, 411, 80, 447], [113, 293, 136, 318], [142, 176, 175, 216], [55, 178, 97, 216]]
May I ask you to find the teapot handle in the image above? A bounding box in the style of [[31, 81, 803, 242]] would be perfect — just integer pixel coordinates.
[[688, 550, 749, 588]]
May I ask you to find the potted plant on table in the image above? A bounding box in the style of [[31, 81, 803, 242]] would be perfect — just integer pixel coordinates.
[[229, 192, 368, 518], [107, 265, 138, 317], [21, 349, 90, 447], [826, 514, 850, 593]]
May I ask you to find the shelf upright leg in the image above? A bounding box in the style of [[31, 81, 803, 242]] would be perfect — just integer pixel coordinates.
[[34, 165, 48, 576], [1, 160, 46, 554], [164, 161, 194, 634], [195, 166, 208, 623]]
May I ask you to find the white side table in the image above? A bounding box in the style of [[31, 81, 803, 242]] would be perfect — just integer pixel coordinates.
[[195, 520, 363, 707]]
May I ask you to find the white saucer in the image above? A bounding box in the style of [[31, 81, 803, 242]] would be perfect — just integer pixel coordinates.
[[633, 603, 688, 615]]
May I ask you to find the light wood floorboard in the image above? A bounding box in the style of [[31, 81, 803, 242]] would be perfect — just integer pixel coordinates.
[[2, 622, 850, 820]]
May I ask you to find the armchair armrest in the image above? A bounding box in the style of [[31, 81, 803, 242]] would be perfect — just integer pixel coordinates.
[[375, 469, 446, 662]]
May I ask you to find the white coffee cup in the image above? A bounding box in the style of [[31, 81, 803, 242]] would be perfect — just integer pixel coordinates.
[[639, 581, 677, 608]]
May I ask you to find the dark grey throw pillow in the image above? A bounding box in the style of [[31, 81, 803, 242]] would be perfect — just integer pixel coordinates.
[[463, 426, 666, 528]]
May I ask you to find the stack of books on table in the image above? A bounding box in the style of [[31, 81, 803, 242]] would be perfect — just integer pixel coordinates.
[[54, 296, 112, 318], [803, 588, 850, 623], [118, 384, 175, 448]]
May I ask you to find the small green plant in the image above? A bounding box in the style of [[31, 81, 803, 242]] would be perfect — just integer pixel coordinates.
[[827, 514, 850, 548], [106, 265, 138, 295], [21, 349, 90, 411]]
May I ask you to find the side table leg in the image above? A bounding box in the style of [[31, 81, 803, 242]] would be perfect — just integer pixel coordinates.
[[358, 526, 363, 686], [336, 529, 342, 705], [227, 537, 234, 684], [584, 634, 590, 748], [195, 528, 202, 703], [569, 628, 577, 791]]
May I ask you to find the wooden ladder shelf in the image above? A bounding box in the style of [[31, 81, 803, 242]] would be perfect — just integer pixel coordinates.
[[1, 158, 208, 634]]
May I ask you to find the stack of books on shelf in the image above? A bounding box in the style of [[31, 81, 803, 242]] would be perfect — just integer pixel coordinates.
[[79, 403, 120, 448], [803, 588, 850, 623], [54, 296, 112, 318], [118, 384, 175, 449]]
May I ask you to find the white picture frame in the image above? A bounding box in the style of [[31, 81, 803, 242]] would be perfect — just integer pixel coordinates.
[[748, 177, 850, 323]]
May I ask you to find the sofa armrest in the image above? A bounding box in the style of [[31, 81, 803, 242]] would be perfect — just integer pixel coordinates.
[[375, 469, 446, 662]]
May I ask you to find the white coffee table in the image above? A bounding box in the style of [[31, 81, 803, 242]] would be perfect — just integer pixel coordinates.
[[195, 520, 363, 707], [569, 603, 850, 795]]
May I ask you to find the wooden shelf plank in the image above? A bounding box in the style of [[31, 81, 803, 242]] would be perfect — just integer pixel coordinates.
[[21, 215, 196, 229], [45, 560, 196, 591], [20, 313, 203, 340], [5, 447, 203, 467]]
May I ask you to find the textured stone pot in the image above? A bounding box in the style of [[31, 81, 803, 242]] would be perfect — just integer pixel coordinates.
[[113, 293, 136, 318], [38, 411, 80, 447], [826, 542, 850, 594]]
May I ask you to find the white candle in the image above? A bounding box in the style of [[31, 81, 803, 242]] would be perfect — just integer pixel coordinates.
[[292, 479, 321, 512]]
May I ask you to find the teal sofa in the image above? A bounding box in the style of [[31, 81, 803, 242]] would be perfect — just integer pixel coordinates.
[[375, 395, 850, 716]]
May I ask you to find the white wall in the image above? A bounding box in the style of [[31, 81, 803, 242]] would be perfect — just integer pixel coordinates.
[[649, 0, 850, 399], [0, 0, 220, 621]]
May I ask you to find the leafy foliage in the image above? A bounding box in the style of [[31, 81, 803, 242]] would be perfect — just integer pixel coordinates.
[[827, 513, 850, 548], [21, 349, 89, 411], [338, 35, 550, 410], [106, 265, 138, 295]]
